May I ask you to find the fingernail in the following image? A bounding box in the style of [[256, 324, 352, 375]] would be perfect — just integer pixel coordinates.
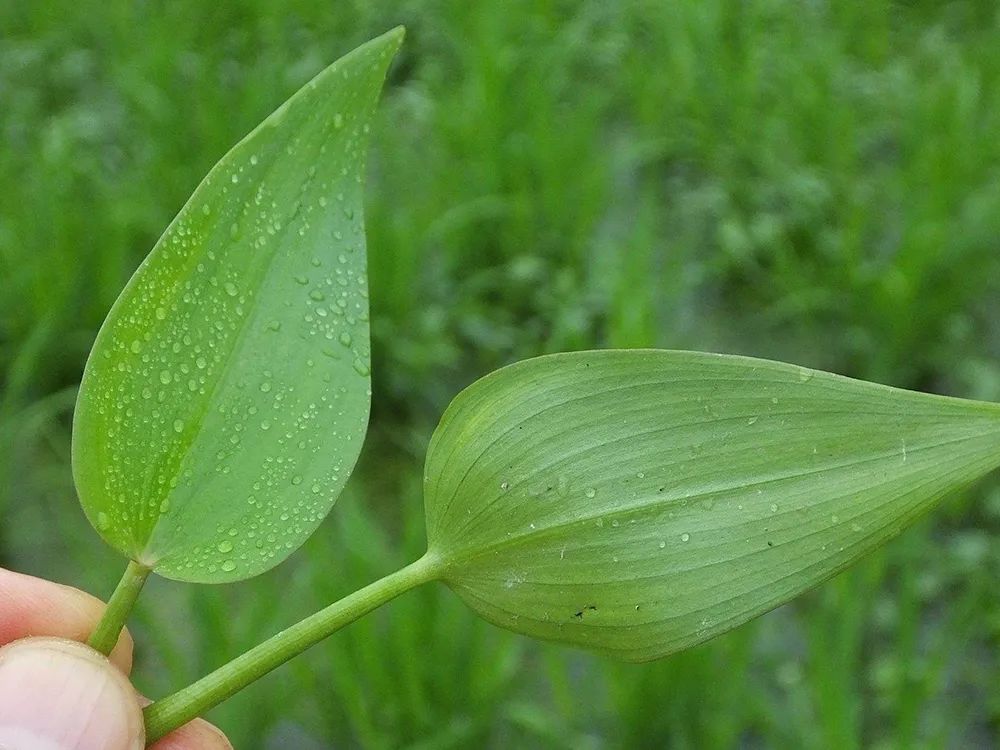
[[0, 638, 143, 750]]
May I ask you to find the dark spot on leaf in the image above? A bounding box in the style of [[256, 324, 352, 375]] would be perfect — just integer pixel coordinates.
[[573, 604, 598, 619]]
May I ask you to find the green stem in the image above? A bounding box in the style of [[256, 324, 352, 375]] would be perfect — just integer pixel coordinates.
[[88, 560, 152, 656], [143, 551, 443, 745]]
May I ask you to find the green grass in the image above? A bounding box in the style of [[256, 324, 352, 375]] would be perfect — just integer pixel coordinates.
[[3, 0, 1000, 747]]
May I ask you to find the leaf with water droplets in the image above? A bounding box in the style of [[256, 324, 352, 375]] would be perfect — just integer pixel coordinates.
[[424, 350, 1000, 661], [72, 28, 404, 583]]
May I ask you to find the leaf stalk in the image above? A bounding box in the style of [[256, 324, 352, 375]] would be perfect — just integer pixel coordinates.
[[88, 559, 152, 656], [142, 551, 442, 744]]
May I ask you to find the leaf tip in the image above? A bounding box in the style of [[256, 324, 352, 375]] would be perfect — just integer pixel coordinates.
[[387, 25, 406, 45], [367, 26, 406, 60]]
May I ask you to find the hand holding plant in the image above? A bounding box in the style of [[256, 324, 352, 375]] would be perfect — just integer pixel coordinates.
[[18, 28, 1000, 746], [0, 567, 229, 749]]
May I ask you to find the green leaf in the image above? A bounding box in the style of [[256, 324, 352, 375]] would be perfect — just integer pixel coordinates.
[[424, 350, 1000, 661], [72, 28, 404, 583]]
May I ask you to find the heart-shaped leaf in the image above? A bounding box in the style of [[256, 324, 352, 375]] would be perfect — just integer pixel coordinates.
[[72, 28, 404, 583], [424, 350, 1000, 661]]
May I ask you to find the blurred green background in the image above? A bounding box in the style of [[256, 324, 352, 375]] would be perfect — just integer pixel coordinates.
[[3, 1, 1000, 747]]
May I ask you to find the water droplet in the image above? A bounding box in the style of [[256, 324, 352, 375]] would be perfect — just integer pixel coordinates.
[[680, 533, 690, 542], [260, 420, 271, 431], [221, 560, 237, 572], [154, 307, 167, 320], [311, 483, 321, 494], [250, 154, 259, 166], [500, 481, 509, 491], [159, 498, 171, 514], [309, 289, 325, 301], [159, 370, 172, 385], [260, 381, 272, 393], [173, 419, 184, 433], [294, 275, 308, 285], [196, 356, 207, 369], [129, 340, 142, 354], [266, 320, 281, 332], [224, 281, 238, 297], [291, 476, 303, 485], [658, 540, 666, 549], [229, 222, 240, 239], [338, 331, 352, 347], [217, 540, 234, 553], [584, 487, 596, 499], [770, 503, 778, 513], [798, 367, 814, 383], [352, 360, 370, 376], [333, 113, 344, 129], [96, 512, 110, 531]]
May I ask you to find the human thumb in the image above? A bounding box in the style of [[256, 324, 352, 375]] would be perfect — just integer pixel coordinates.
[[0, 637, 143, 750]]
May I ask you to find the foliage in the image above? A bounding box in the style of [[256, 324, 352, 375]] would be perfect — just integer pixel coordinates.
[[3, 2, 1000, 748], [73, 30, 398, 582]]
